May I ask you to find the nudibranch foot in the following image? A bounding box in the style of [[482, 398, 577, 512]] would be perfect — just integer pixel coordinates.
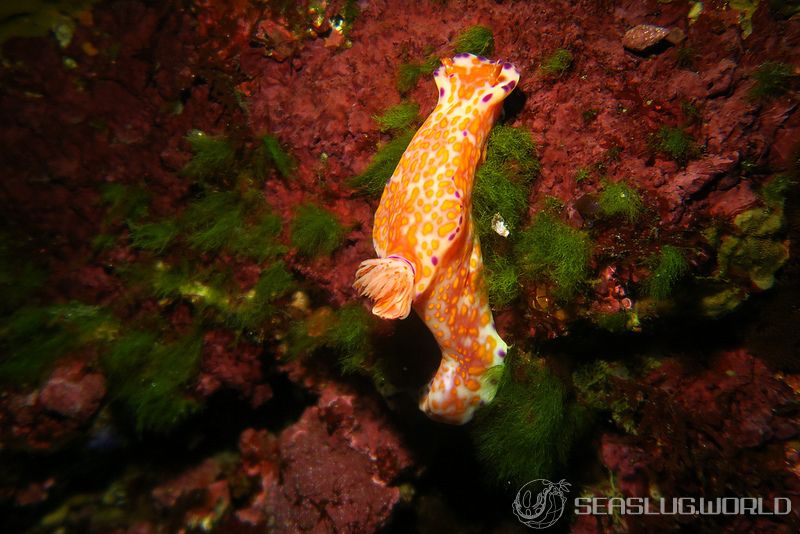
[[353, 256, 415, 320]]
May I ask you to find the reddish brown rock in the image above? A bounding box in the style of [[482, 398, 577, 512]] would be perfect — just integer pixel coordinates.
[[39, 360, 106, 421], [197, 330, 271, 407], [235, 382, 413, 532]]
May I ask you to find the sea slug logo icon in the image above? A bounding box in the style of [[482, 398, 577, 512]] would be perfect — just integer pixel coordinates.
[[512, 479, 571, 529]]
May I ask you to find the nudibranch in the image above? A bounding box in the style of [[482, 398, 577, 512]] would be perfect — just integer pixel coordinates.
[[354, 53, 520, 424]]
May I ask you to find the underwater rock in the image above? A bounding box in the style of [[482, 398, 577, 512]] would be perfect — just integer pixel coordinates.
[[667, 155, 738, 207], [151, 456, 233, 531], [196, 330, 271, 407], [600, 434, 649, 497], [599, 350, 800, 514], [702, 58, 738, 98], [235, 381, 413, 531], [39, 360, 106, 421], [0, 359, 105, 451], [151, 457, 224, 509]]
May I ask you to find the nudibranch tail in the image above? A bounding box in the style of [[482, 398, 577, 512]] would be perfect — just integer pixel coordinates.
[[353, 256, 415, 319]]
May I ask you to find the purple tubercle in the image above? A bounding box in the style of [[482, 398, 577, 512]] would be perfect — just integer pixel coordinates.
[[455, 190, 461, 198], [458, 215, 463, 224], [481, 93, 492, 103], [503, 62, 513, 70], [448, 233, 455, 241], [498, 349, 506, 359], [431, 256, 438, 266], [503, 81, 516, 92], [439, 87, 445, 97], [477, 55, 488, 62], [462, 130, 468, 137]]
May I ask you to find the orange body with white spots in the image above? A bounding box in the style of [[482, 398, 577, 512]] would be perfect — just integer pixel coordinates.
[[354, 53, 520, 424]]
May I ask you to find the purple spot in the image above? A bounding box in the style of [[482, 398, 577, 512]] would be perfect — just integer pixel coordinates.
[[481, 93, 492, 103], [462, 130, 468, 137], [448, 233, 455, 241], [458, 215, 463, 224], [503, 62, 513, 70], [455, 191, 461, 198], [504, 81, 516, 91], [455, 53, 468, 58], [498, 349, 506, 358], [439, 87, 445, 97], [431, 256, 438, 265], [477, 55, 488, 62]]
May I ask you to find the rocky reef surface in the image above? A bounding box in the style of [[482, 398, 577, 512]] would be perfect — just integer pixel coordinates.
[[0, 0, 799, 532]]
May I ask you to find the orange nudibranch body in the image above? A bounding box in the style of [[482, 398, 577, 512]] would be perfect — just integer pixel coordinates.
[[354, 53, 520, 424]]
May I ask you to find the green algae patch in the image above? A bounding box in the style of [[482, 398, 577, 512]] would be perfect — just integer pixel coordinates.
[[350, 130, 414, 197], [538, 48, 573, 78], [254, 134, 296, 179], [473, 159, 528, 238], [516, 213, 592, 300], [652, 126, 700, 166], [699, 284, 748, 317], [374, 102, 420, 132], [285, 303, 384, 384], [484, 253, 521, 308], [0, 303, 114, 384], [573, 360, 638, 435], [575, 166, 591, 183], [597, 181, 644, 223], [182, 130, 236, 183], [397, 56, 440, 94], [453, 25, 494, 56], [234, 261, 296, 330], [129, 220, 179, 253], [100, 183, 149, 222], [103, 331, 203, 433], [165, 191, 286, 261], [183, 192, 245, 253], [328, 304, 375, 376], [644, 245, 689, 300], [748, 61, 795, 101], [485, 125, 540, 176], [472, 353, 591, 485], [227, 211, 286, 262], [291, 204, 346, 257], [473, 125, 540, 240], [760, 174, 796, 209], [594, 310, 639, 334], [717, 207, 789, 290]]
